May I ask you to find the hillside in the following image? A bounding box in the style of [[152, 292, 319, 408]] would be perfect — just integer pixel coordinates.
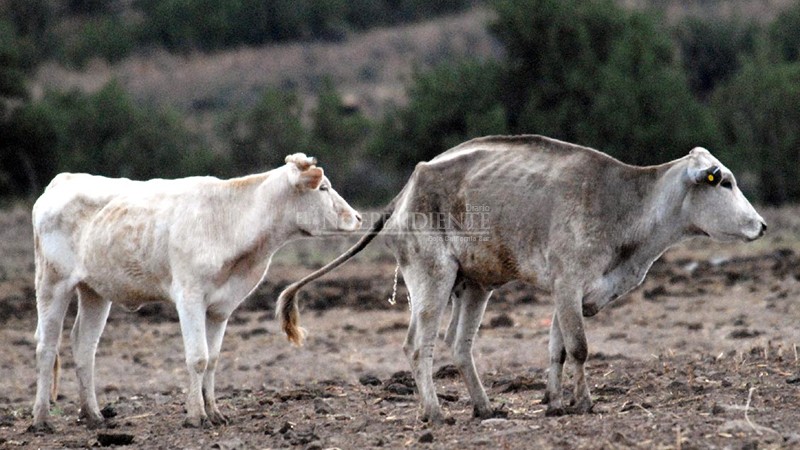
[[33, 8, 499, 124]]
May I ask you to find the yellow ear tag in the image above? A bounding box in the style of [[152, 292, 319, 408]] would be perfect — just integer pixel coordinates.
[[707, 174, 714, 182]]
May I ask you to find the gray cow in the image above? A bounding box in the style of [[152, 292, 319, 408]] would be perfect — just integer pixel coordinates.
[[277, 135, 766, 422]]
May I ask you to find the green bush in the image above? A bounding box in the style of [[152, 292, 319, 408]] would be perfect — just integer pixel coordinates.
[[224, 87, 308, 175], [3, 81, 217, 199], [369, 59, 506, 176], [63, 16, 136, 66], [674, 17, 757, 100], [713, 55, 800, 204], [769, 1, 800, 63]]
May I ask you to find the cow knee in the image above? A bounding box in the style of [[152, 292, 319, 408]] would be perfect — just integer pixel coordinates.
[[569, 339, 588, 364], [550, 347, 567, 365], [187, 356, 208, 374]]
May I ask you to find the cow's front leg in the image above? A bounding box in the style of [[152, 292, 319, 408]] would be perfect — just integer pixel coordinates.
[[176, 298, 210, 428], [554, 281, 592, 414], [544, 311, 566, 416], [202, 315, 229, 425]]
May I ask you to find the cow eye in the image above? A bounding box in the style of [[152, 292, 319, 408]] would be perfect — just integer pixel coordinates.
[[319, 185, 329, 191], [721, 180, 733, 190]]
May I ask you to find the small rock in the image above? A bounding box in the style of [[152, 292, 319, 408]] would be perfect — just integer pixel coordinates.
[[384, 383, 414, 395], [277, 421, 295, 434], [433, 364, 459, 379], [728, 329, 763, 339], [304, 441, 323, 450], [359, 374, 382, 386], [313, 398, 334, 415], [488, 313, 514, 328], [97, 432, 134, 447], [211, 438, 245, 450], [100, 404, 117, 419], [786, 374, 800, 384], [418, 431, 434, 443]]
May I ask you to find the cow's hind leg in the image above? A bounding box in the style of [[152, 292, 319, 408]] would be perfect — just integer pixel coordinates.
[[447, 280, 493, 419], [71, 284, 112, 428], [401, 260, 458, 423], [175, 293, 210, 428], [31, 268, 74, 432], [202, 316, 229, 425]]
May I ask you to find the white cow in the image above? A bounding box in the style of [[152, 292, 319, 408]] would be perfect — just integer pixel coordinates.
[[30, 154, 361, 431], [277, 135, 766, 422]]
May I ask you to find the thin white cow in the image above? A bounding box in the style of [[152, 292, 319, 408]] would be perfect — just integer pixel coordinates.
[[30, 154, 361, 431], [277, 135, 766, 422]]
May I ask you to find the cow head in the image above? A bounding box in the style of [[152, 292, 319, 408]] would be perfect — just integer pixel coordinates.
[[683, 147, 766, 242], [285, 153, 362, 236]]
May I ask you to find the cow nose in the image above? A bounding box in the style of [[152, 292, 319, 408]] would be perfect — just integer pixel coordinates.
[[355, 213, 363, 223], [759, 221, 767, 237]]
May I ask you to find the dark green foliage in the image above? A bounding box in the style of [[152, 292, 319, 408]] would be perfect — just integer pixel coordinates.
[[369, 60, 506, 176], [1, 81, 217, 198], [675, 17, 757, 99], [224, 87, 309, 175], [63, 16, 136, 66], [713, 55, 800, 204], [309, 78, 371, 200], [769, 2, 800, 63], [132, 0, 474, 53]]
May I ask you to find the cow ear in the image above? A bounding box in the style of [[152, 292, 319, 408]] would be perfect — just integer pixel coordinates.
[[285, 153, 318, 171], [297, 167, 324, 190]]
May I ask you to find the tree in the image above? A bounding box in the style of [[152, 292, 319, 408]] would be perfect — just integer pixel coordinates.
[[225, 87, 308, 175], [674, 17, 757, 100], [488, 0, 715, 164], [369, 59, 506, 176], [713, 54, 800, 204]]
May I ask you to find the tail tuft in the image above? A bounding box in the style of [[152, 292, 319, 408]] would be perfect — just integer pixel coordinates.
[[276, 284, 306, 346], [51, 353, 60, 403]]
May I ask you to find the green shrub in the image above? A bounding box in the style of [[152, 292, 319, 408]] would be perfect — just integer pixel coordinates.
[[713, 55, 800, 204], [674, 17, 757, 99], [2, 81, 217, 199], [224, 87, 309, 175]]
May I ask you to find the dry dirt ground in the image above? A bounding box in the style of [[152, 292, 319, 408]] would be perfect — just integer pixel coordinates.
[[1, 205, 799, 449]]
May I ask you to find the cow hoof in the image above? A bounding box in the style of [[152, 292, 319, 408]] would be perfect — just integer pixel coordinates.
[[421, 410, 445, 424], [476, 406, 508, 419], [545, 405, 566, 417], [79, 411, 106, 429], [208, 410, 229, 426], [182, 416, 210, 428], [569, 399, 594, 415], [472, 406, 494, 419], [27, 421, 56, 434]]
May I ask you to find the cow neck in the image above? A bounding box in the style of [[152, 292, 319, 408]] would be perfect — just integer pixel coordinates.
[[223, 171, 285, 261], [625, 160, 692, 265]]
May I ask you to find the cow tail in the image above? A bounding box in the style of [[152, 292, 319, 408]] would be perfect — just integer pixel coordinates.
[[51, 353, 60, 403], [277, 208, 393, 346]]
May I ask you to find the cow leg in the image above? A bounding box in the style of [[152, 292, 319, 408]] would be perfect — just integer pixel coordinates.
[[31, 268, 74, 433], [553, 281, 592, 414], [175, 296, 210, 428], [448, 281, 493, 419], [401, 260, 458, 423], [71, 284, 112, 428], [202, 316, 229, 425], [544, 311, 567, 416]]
